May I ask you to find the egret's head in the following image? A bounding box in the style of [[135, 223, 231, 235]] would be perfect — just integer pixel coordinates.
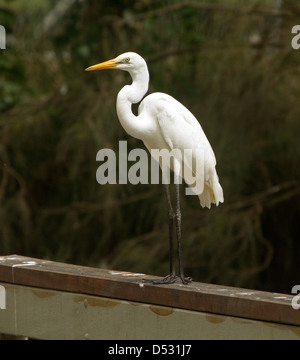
[[85, 52, 147, 74]]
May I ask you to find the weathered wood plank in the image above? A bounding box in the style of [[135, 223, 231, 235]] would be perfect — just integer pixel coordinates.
[[1, 282, 299, 340], [0, 255, 298, 326]]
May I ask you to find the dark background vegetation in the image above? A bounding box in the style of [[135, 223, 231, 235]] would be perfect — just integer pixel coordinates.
[[0, 0, 299, 293]]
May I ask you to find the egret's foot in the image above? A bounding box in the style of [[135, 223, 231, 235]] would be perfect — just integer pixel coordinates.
[[180, 276, 193, 285], [143, 273, 177, 284], [143, 274, 192, 285]]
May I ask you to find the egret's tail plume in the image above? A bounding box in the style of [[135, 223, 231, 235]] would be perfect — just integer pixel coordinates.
[[199, 182, 224, 209]]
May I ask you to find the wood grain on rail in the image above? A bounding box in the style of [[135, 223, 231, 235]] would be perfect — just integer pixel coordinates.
[[0, 254, 298, 326]]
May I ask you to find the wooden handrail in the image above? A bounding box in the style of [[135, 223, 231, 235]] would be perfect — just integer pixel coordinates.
[[0, 254, 298, 327]]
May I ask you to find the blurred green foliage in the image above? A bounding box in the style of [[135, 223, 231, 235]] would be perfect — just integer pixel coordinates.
[[0, 0, 300, 293]]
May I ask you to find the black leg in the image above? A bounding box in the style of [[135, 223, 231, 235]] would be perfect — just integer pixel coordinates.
[[174, 183, 192, 285], [143, 184, 177, 284], [143, 183, 192, 285], [165, 183, 175, 276]]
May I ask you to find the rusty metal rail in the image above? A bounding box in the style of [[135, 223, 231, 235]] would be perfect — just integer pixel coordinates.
[[0, 254, 299, 340]]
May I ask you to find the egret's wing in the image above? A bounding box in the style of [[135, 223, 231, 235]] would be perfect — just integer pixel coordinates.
[[156, 94, 215, 160], [139, 92, 223, 207], [153, 93, 216, 195]]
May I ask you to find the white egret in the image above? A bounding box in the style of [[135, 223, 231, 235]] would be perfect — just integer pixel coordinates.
[[85, 52, 223, 284]]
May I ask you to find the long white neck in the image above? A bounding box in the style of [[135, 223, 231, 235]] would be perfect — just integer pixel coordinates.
[[116, 65, 149, 139]]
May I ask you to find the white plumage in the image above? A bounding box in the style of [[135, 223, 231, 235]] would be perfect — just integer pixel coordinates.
[[138, 91, 223, 208], [86, 51, 224, 284]]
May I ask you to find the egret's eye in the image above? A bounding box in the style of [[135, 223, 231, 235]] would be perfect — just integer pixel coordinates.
[[116, 57, 130, 65]]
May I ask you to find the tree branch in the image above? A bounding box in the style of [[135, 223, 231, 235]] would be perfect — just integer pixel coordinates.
[[103, 1, 293, 27], [224, 181, 300, 212]]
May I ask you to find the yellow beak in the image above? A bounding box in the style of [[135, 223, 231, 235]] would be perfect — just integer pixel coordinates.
[[85, 58, 117, 71]]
